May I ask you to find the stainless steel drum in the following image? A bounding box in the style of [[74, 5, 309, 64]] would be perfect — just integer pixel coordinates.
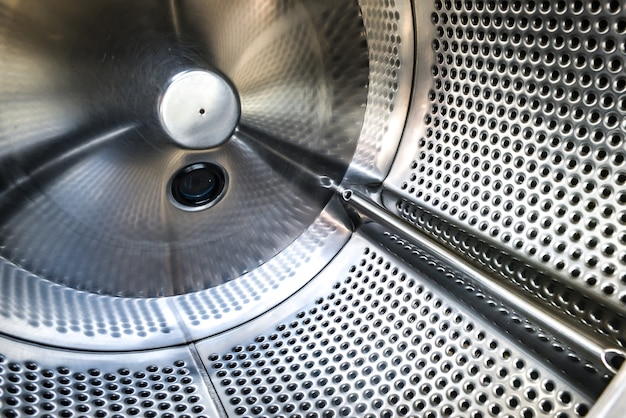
[[1, 1, 626, 417]]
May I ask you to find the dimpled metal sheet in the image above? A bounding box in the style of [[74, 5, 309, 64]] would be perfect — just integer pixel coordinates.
[[196, 233, 594, 418], [0, 335, 220, 418], [384, 196, 626, 349], [387, 0, 626, 316], [345, 0, 414, 183], [0, 202, 350, 351], [2, 0, 626, 417], [0, 0, 412, 350], [0, 231, 600, 418]]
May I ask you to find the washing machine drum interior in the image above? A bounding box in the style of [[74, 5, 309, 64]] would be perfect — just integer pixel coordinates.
[[0, 0, 374, 298], [1, 1, 626, 418]]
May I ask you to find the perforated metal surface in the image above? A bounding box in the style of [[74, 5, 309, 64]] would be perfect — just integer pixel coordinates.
[[0, 202, 350, 351], [361, 220, 613, 383], [0, 0, 370, 299], [171, 202, 352, 341], [387, 0, 626, 315], [384, 197, 626, 349], [0, 336, 219, 418], [2, 1, 626, 417], [197, 234, 594, 418], [345, 0, 414, 182], [0, 0, 414, 351], [0, 264, 182, 347]]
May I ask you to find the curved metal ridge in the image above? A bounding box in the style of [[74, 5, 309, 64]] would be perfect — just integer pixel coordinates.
[[0, 229, 597, 418], [342, 187, 625, 377], [0, 0, 368, 298], [2, 0, 626, 416], [196, 232, 595, 418], [387, 0, 626, 314], [0, 199, 351, 351], [0, 0, 414, 350]]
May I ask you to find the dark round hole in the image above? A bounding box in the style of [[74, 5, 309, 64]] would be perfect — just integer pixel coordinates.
[[170, 162, 226, 208], [605, 349, 626, 371]]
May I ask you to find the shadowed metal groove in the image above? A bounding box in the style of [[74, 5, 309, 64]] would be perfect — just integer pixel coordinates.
[[384, 194, 626, 349]]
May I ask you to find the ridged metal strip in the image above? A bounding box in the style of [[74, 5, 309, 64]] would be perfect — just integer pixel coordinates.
[[387, 0, 626, 313], [345, 188, 623, 377], [345, 0, 414, 183], [383, 1, 626, 360], [196, 233, 595, 418]]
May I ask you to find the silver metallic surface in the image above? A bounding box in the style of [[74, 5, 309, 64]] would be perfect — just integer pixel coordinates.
[[170, 198, 353, 343], [386, 0, 626, 314], [0, 231, 599, 417], [588, 364, 626, 418], [385, 191, 626, 349], [0, 0, 412, 349], [160, 70, 240, 150], [2, 0, 626, 416], [0, 200, 351, 350], [0, 0, 368, 298], [197, 233, 594, 418], [344, 187, 625, 376], [0, 334, 221, 418], [343, 0, 415, 184]]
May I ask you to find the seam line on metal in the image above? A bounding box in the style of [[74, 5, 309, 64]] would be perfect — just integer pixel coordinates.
[[340, 186, 626, 375]]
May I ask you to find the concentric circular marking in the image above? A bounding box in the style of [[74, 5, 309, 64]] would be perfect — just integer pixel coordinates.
[[160, 70, 240, 149], [0, 0, 373, 337]]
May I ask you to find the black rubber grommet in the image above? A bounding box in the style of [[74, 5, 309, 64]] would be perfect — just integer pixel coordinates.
[[170, 163, 226, 208]]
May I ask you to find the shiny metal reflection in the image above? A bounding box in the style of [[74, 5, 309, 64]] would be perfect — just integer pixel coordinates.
[[2, 0, 626, 417], [168, 162, 228, 211], [159, 70, 240, 150], [0, 0, 368, 297]]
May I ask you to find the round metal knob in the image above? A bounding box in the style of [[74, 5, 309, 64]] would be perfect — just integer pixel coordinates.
[[159, 70, 240, 149]]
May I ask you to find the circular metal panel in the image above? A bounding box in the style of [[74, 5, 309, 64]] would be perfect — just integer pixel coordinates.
[[0, 0, 368, 298], [0, 0, 414, 349]]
